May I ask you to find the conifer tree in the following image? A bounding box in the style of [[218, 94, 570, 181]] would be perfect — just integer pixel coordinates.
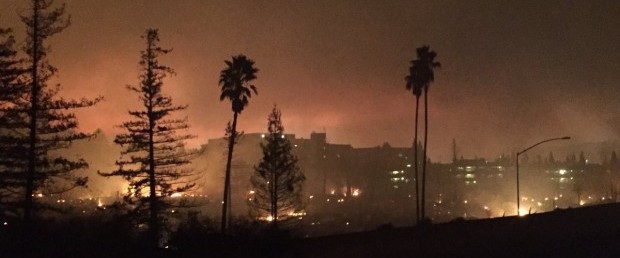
[[548, 151, 555, 164], [1, 0, 101, 225], [0, 26, 22, 99], [579, 151, 586, 165], [248, 106, 305, 229], [99, 29, 195, 247], [0, 26, 25, 219]]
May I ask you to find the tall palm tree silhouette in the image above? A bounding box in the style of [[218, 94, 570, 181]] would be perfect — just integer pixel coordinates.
[[408, 45, 440, 222], [219, 54, 258, 233], [405, 59, 423, 223]]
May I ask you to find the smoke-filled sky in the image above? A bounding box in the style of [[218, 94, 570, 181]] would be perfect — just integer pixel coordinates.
[[1, 0, 619, 162]]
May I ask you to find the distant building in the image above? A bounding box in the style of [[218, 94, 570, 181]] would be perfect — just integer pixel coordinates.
[[197, 132, 416, 221], [196, 133, 620, 224]]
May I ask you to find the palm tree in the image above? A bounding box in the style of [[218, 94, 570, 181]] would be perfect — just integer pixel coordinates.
[[219, 54, 258, 234], [405, 60, 423, 223], [408, 45, 440, 222]]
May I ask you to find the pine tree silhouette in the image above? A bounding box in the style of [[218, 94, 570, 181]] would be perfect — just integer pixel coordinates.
[[248, 106, 305, 230], [3, 0, 101, 228], [99, 29, 196, 248]]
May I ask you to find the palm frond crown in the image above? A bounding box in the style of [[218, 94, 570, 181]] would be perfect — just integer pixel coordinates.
[[219, 54, 258, 113]]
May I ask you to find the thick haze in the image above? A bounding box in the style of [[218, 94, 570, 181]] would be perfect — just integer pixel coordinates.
[[1, 0, 619, 161]]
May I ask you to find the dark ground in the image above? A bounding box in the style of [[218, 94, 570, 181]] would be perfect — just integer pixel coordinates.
[[282, 203, 620, 258], [4, 203, 620, 257]]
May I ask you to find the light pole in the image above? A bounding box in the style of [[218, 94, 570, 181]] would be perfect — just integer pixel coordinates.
[[516, 136, 570, 215]]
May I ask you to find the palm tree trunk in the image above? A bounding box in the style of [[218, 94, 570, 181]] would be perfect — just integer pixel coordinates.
[[413, 96, 420, 224], [421, 90, 429, 221], [221, 112, 238, 234]]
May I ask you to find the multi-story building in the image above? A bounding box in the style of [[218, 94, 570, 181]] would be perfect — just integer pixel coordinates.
[[196, 132, 416, 224], [195, 132, 620, 227]]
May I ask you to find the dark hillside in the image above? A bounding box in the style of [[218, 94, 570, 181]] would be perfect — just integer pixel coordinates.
[[286, 203, 620, 257]]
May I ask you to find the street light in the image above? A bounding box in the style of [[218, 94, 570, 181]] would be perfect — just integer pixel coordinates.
[[516, 136, 570, 215]]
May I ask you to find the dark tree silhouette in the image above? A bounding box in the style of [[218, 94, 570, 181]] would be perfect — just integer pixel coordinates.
[[9, 0, 100, 227], [99, 29, 196, 248], [405, 50, 423, 223], [0, 26, 26, 219], [548, 151, 556, 165], [407, 45, 440, 221], [451, 138, 457, 163], [573, 180, 583, 206], [0, 26, 22, 98], [219, 54, 258, 234], [248, 106, 305, 229], [610, 151, 618, 171], [579, 151, 586, 165], [566, 153, 577, 164]]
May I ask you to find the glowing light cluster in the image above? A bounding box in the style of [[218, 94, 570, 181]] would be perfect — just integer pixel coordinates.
[[258, 211, 306, 222], [288, 211, 306, 217], [170, 192, 183, 198]]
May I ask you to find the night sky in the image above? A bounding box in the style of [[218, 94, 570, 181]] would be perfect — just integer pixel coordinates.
[[1, 0, 618, 161]]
